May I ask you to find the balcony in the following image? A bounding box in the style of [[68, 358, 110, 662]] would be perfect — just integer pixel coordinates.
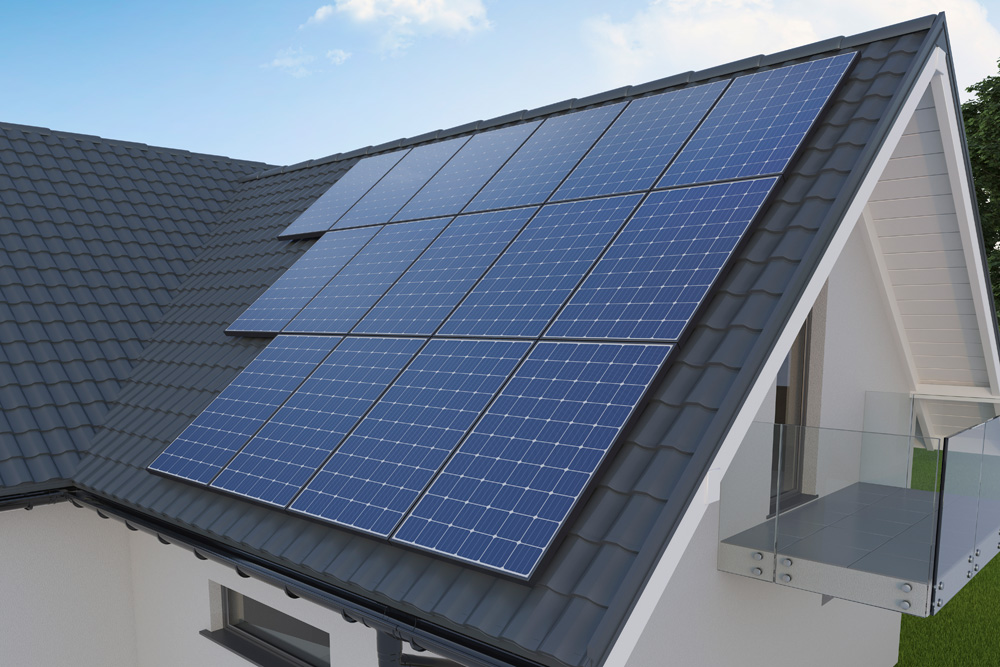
[[718, 400, 1000, 617]]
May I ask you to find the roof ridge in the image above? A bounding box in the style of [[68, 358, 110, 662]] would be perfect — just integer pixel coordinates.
[[0, 120, 273, 171], [248, 13, 940, 182]]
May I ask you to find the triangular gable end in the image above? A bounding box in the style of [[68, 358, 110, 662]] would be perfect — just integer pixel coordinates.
[[606, 42, 1000, 667]]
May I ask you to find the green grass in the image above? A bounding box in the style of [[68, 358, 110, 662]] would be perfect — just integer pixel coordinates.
[[896, 447, 1000, 666]]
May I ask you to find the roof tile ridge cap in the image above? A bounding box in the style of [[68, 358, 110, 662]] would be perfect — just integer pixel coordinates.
[[0, 121, 271, 171]]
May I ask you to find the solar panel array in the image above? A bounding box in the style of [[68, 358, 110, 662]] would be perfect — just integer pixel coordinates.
[[157, 53, 855, 578]]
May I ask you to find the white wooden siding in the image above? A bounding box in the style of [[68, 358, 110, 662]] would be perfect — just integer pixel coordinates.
[[867, 87, 989, 387]]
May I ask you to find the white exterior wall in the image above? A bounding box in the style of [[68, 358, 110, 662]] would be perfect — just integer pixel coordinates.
[[0, 503, 139, 667], [626, 219, 912, 667], [126, 525, 380, 667], [0, 501, 385, 667], [628, 502, 899, 667], [820, 224, 912, 434]]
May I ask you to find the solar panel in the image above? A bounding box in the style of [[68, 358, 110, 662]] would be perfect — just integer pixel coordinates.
[[392, 122, 541, 223], [279, 150, 409, 239], [211, 337, 424, 507], [333, 137, 469, 230], [439, 195, 641, 338], [285, 217, 452, 334], [148, 335, 342, 484], [291, 339, 531, 536], [658, 53, 854, 188], [465, 103, 626, 212], [393, 341, 670, 578], [552, 81, 727, 202], [227, 227, 379, 335], [547, 178, 777, 341], [353, 207, 537, 336]]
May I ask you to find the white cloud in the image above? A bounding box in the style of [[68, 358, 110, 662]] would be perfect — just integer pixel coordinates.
[[585, 0, 1000, 100], [327, 48, 352, 65], [332, 0, 491, 52], [304, 5, 335, 26], [263, 47, 317, 78]]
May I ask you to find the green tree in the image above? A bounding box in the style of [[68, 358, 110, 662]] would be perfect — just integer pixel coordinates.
[[963, 60, 1000, 306]]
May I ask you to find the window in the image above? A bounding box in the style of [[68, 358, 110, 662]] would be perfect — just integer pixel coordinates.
[[202, 586, 331, 667], [770, 315, 814, 513]]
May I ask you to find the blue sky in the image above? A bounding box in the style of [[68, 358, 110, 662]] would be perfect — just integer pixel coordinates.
[[3, 0, 1000, 166]]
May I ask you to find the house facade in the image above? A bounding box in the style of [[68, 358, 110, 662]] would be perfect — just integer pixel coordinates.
[[1, 13, 997, 667]]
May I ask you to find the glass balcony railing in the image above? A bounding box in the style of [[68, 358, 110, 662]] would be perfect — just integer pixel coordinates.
[[719, 413, 1000, 616]]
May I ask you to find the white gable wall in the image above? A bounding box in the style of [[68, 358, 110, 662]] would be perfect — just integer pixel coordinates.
[[0, 503, 139, 667]]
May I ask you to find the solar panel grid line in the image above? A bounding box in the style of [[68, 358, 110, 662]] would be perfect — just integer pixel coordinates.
[[147, 335, 343, 485], [550, 79, 731, 203], [284, 216, 455, 335], [354, 207, 541, 336], [289, 338, 533, 537], [226, 226, 381, 336], [543, 177, 779, 342], [391, 341, 672, 579], [278, 149, 411, 239], [438, 194, 644, 338], [657, 52, 856, 189], [465, 102, 629, 213], [391, 121, 543, 224], [518, 184, 670, 345], [333, 137, 471, 231], [209, 336, 428, 507]]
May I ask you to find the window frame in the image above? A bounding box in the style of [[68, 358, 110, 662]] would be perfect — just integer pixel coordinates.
[[201, 585, 332, 667]]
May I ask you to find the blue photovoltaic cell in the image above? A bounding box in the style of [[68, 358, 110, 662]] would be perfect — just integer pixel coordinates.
[[227, 227, 379, 334], [393, 341, 670, 578], [354, 208, 537, 336], [211, 337, 424, 507], [392, 122, 541, 223], [285, 217, 452, 334], [658, 53, 854, 187], [547, 178, 776, 341], [440, 195, 641, 338], [552, 81, 727, 202], [279, 150, 409, 238], [148, 335, 342, 484], [465, 103, 626, 212], [334, 137, 469, 229], [291, 339, 530, 536]]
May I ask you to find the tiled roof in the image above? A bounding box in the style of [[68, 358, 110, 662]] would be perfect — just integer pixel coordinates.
[[0, 123, 268, 491], [34, 14, 945, 667]]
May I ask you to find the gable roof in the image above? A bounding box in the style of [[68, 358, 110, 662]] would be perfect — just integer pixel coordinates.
[[3, 13, 969, 667], [0, 122, 269, 493]]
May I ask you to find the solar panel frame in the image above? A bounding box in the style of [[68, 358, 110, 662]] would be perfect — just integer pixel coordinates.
[[438, 194, 643, 338], [545, 177, 778, 342], [392, 122, 542, 223], [278, 150, 410, 239], [284, 217, 453, 335], [226, 227, 380, 336], [289, 338, 532, 537], [353, 207, 539, 336], [464, 103, 627, 213], [657, 52, 855, 188], [333, 137, 470, 230], [148, 335, 343, 485], [551, 80, 728, 202], [210, 336, 426, 507], [392, 341, 672, 579]]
